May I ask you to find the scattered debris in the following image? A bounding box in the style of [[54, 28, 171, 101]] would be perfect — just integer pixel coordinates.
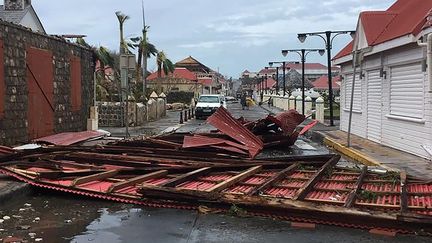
[[0, 108, 430, 235]]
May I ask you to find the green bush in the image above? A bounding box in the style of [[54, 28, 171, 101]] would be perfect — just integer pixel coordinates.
[[167, 91, 195, 104]]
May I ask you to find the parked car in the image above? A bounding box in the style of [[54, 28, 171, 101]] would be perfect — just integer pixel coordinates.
[[195, 95, 226, 119], [225, 96, 238, 103]]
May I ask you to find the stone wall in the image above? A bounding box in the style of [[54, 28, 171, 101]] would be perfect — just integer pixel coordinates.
[[0, 20, 95, 145]]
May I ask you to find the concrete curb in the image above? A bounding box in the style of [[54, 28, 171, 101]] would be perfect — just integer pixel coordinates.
[[319, 132, 397, 171]]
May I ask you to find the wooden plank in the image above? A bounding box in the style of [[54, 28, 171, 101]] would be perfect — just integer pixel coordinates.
[[344, 166, 368, 207], [293, 155, 341, 200], [71, 170, 118, 186], [160, 167, 212, 187], [107, 170, 168, 193], [400, 171, 408, 213], [205, 166, 262, 193], [248, 163, 299, 195]]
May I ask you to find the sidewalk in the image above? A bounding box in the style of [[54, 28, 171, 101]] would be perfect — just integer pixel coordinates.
[[316, 130, 432, 179], [262, 105, 432, 179]]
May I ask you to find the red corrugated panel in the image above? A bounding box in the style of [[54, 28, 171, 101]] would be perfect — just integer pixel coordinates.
[[177, 181, 216, 190], [329, 174, 359, 181], [357, 195, 400, 206], [289, 172, 314, 179], [277, 179, 306, 188], [243, 177, 267, 185], [79, 181, 112, 192], [315, 181, 355, 190], [263, 187, 297, 198], [306, 191, 348, 203], [227, 185, 254, 194], [34, 130, 106, 145], [207, 107, 263, 158], [274, 110, 306, 136], [362, 183, 401, 193], [199, 174, 233, 182], [143, 178, 169, 186], [408, 196, 432, 208], [408, 184, 432, 193]]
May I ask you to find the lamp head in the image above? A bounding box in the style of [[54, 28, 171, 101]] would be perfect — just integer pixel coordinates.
[[281, 50, 288, 57], [297, 34, 307, 43], [318, 49, 325, 56]]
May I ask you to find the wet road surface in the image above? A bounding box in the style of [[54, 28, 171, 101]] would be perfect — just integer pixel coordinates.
[[1, 189, 431, 243]]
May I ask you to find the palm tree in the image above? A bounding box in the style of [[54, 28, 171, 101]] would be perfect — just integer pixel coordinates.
[[156, 51, 175, 78], [156, 51, 175, 93], [115, 11, 130, 54], [129, 28, 158, 84]]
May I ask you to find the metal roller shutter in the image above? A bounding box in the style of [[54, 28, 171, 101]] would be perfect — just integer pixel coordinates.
[[390, 63, 424, 119]]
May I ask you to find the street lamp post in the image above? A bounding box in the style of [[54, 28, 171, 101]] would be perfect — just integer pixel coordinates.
[[281, 49, 325, 115], [297, 30, 355, 125], [269, 62, 287, 96]]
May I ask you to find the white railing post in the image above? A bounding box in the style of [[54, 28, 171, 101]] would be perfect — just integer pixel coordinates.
[[316, 96, 325, 123]]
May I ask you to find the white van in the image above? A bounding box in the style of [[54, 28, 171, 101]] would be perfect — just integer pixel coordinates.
[[195, 95, 227, 119]]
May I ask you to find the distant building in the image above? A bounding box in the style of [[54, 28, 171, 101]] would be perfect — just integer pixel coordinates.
[[312, 75, 341, 95], [241, 70, 257, 78], [175, 56, 224, 94], [257, 68, 276, 78], [0, 0, 45, 33], [147, 67, 201, 94], [283, 63, 340, 81]]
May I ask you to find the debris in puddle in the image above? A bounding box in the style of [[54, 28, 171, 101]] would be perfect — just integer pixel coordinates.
[[2, 216, 10, 220], [64, 219, 72, 224], [12, 215, 22, 219], [120, 216, 129, 221], [16, 225, 31, 230], [24, 203, 32, 207], [35, 238, 43, 242], [33, 217, 40, 222], [28, 233, 36, 239], [18, 208, 26, 212], [0, 219, 4, 223]]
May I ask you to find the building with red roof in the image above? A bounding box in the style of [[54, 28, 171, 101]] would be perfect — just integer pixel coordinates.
[[283, 63, 340, 81], [312, 75, 341, 91], [146, 68, 201, 93], [258, 77, 277, 91], [333, 0, 432, 159]]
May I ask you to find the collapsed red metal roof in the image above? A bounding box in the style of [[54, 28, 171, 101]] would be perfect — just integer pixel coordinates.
[[207, 107, 264, 158], [33, 130, 106, 146]]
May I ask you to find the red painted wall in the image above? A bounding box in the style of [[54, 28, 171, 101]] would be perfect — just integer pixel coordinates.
[[70, 55, 82, 111], [0, 40, 4, 118], [27, 47, 54, 139]]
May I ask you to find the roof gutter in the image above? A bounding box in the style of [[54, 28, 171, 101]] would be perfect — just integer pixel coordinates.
[[417, 34, 432, 93]]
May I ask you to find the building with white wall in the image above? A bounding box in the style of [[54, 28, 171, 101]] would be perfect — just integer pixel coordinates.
[[334, 0, 432, 159], [0, 0, 45, 33]]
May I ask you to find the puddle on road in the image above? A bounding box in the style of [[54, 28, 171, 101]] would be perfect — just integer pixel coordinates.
[[0, 189, 131, 243]]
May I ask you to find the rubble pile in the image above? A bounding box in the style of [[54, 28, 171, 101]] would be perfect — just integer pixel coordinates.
[[0, 108, 431, 235]]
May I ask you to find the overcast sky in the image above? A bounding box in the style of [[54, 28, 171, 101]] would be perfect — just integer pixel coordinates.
[[6, 0, 395, 77]]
